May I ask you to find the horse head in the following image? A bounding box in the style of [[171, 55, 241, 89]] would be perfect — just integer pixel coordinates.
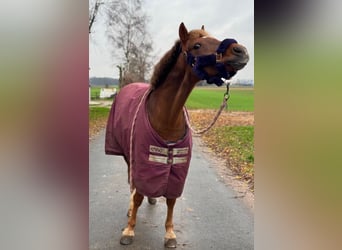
[[179, 22, 249, 86]]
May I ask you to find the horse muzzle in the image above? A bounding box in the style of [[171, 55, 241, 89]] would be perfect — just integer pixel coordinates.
[[222, 44, 249, 71]]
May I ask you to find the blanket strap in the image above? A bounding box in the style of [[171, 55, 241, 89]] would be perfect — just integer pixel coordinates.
[[129, 87, 151, 193]]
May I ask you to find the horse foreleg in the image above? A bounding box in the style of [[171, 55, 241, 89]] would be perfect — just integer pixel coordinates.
[[124, 157, 135, 217], [128, 192, 156, 217], [127, 189, 135, 217], [164, 198, 177, 248], [120, 190, 144, 245]]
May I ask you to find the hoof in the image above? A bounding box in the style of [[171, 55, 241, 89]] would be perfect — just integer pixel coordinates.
[[148, 197, 157, 205], [120, 235, 134, 245], [164, 238, 177, 248]]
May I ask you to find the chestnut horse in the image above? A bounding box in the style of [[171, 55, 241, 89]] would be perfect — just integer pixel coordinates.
[[105, 22, 249, 248]]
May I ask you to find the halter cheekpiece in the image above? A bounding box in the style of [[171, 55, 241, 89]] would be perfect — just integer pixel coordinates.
[[186, 38, 237, 86]]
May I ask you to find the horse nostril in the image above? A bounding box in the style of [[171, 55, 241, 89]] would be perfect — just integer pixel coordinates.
[[232, 46, 244, 55]]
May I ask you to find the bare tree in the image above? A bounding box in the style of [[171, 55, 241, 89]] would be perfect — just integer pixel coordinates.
[[129, 37, 153, 81], [89, 0, 153, 86], [106, 0, 153, 88]]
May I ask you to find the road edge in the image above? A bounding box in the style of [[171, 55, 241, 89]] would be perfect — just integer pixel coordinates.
[[193, 136, 255, 212]]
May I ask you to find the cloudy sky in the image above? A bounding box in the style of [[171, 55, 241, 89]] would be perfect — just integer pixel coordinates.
[[89, 0, 254, 80]]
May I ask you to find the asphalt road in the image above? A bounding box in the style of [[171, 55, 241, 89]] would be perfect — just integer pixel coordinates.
[[90, 130, 253, 250]]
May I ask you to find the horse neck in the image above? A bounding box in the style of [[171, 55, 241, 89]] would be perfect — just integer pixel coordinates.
[[147, 56, 198, 141]]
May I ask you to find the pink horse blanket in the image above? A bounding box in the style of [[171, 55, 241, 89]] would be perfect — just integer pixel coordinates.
[[105, 83, 192, 199]]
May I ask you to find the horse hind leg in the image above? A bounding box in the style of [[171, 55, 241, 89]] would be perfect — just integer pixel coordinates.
[[120, 190, 144, 245], [164, 198, 177, 248]]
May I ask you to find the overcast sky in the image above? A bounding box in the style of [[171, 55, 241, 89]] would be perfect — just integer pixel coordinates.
[[89, 0, 254, 80]]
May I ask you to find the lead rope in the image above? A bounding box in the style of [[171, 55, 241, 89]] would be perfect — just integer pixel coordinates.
[[184, 81, 231, 135]]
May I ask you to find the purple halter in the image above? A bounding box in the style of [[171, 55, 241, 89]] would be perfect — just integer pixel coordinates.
[[186, 38, 237, 86]]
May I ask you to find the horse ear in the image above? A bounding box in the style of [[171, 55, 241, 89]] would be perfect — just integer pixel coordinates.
[[201, 25, 205, 30], [179, 22, 189, 45]]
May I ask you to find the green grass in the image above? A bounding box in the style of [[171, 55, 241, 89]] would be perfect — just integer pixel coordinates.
[[186, 87, 254, 111], [90, 87, 101, 100], [215, 126, 254, 163], [205, 126, 254, 184], [89, 106, 110, 122]]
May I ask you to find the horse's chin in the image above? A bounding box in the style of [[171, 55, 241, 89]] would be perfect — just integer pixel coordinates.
[[226, 62, 247, 71]]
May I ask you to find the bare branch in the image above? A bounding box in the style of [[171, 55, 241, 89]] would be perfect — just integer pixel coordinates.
[[89, 0, 104, 34]]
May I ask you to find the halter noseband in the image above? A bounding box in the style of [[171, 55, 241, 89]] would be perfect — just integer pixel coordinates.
[[186, 38, 237, 86]]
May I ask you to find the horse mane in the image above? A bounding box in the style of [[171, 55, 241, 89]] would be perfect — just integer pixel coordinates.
[[150, 40, 182, 89], [150, 29, 209, 89]]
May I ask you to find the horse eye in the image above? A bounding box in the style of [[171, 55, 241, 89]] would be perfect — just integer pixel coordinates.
[[193, 43, 201, 50]]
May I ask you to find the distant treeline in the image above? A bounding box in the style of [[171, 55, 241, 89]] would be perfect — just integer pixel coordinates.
[[89, 77, 253, 87], [89, 77, 119, 87], [196, 79, 254, 87]]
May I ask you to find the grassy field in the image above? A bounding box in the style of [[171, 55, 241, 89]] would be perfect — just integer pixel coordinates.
[[90, 86, 117, 100], [185, 87, 254, 111], [90, 86, 254, 111], [90, 87, 100, 100], [89, 106, 110, 121]]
